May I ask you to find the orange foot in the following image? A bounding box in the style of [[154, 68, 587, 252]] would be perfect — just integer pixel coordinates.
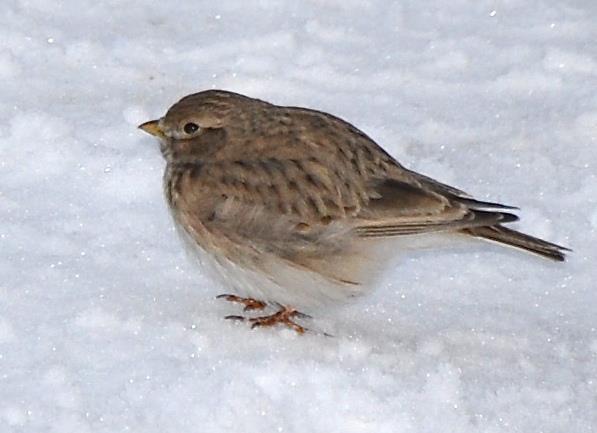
[[228, 306, 310, 334], [216, 294, 267, 311]]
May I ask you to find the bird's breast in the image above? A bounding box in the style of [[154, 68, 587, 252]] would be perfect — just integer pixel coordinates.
[[163, 163, 219, 252]]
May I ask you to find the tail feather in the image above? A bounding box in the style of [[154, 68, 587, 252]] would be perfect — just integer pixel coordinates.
[[462, 225, 570, 262]]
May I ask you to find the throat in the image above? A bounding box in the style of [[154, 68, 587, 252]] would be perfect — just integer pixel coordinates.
[[163, 162, 203, 207]]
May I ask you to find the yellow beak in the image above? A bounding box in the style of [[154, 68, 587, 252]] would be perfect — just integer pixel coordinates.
[[138, 119, 164, 137]]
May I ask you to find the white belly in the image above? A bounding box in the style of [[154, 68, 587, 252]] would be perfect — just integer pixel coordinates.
[[172, 216, 368, 309]]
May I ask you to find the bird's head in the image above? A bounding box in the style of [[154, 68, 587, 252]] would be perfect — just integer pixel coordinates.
[[139, 90, 260, 163]]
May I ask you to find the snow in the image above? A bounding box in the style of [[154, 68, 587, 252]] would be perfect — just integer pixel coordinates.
[[1, 0, 596, 432]]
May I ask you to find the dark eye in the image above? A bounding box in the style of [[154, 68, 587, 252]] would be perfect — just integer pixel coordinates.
[[183, 122, 199, 134]]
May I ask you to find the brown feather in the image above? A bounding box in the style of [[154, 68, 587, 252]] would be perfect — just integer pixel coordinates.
[[462, 225, 570, 261]]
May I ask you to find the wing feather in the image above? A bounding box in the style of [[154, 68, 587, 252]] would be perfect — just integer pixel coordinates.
[[175, 160, 519, 242]]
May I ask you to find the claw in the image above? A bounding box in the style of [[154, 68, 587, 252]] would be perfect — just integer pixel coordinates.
[[293, 311, 312, 319], [270, 302, 312, 319], [216, 294, 267, 311], [248, 307, 307, 334]]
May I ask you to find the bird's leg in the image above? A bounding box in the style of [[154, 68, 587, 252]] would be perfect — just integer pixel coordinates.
[[248, 306, 309, 334], [218, 296, 310, 334], [216, 294, 267, 311]]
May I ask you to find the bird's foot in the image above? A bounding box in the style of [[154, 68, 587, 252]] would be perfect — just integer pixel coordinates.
[[216, 294, 267, 311], [250, 307, 309, 334], [227, 306, 310, 334]]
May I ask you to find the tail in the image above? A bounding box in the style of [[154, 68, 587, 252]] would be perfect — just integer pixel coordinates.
[[462, 225, 570, 262]]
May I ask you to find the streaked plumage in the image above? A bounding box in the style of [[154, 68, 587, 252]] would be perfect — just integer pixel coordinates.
[[139, 90, 568, 325]]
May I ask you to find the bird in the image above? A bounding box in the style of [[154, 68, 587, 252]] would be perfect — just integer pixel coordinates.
[[139, 89, 569, 333]]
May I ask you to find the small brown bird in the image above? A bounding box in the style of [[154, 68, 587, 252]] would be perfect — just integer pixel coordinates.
[[139, 90, 568, 333]]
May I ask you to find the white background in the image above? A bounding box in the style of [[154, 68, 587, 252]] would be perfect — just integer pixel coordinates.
[[1, 1, 595, 432]]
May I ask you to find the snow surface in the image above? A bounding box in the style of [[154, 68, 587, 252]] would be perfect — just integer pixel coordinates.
[[1, 1, 596, 432]]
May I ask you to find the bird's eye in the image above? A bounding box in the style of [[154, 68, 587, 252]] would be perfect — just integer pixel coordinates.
[[183, 122, 200, 135]]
